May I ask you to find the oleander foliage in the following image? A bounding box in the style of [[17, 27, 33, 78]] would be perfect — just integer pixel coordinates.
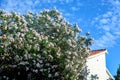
[[0, 9, 93, 80]]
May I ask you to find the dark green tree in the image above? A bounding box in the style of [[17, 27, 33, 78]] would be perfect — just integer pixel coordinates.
[[115, 65, 120, 80]]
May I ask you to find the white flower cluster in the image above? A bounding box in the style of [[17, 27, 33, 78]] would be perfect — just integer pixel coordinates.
[[0, 9, 92, 80]]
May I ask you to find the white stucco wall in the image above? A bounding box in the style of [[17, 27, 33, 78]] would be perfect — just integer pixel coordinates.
[[86, 53, 108, 80]]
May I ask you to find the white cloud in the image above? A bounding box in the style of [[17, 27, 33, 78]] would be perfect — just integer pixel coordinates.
[[102, 11, 113, 17], [0, 0, 62, 13], [92, 0, 120, 49], [100, 18, 109, 24], [93, 32, 116, 49], [110, 0, 120, 6], [0, 0, 36, 13], [65, 0, 73, 3], [64, 13, 71, 16], [71, 7, 79, 11]]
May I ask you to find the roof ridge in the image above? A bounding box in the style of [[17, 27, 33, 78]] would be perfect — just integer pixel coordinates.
[[89, 49, 107, 57], [90, 49, 106, 52]]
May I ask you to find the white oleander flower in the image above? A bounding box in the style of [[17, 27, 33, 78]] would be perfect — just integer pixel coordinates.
[[36, 63, 40, 67], [40, 69, 43, 72], [67, 39, 71, 44], [19, 61, 29, 65], [54, 72, 59, 76], [48, 74, 52, 78]]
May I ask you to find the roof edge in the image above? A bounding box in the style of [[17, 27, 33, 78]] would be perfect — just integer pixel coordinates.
[[88, 49, 108, 57], [106, 68, 115, 80]]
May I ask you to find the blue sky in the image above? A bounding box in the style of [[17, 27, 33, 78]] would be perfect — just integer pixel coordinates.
[[0, 0, 120, 75]]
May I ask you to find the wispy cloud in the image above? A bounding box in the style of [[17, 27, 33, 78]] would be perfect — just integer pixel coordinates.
[[92, 0, 120, 49], [71, 6, 80, 11], [93, 32, 117, 49], [0, 0, 83, 23], [0, 0, 38, 13], [0, 0, 66, 13], [0, 0, 80, 13], [64, 0, 73, 3]]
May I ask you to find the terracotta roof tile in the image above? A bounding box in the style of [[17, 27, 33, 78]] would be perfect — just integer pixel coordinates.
[[89, 49, 107, 56]]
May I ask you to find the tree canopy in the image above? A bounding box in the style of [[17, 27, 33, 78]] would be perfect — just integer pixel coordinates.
[[0, 9, 93, 80], [115, 65, 120, 80]]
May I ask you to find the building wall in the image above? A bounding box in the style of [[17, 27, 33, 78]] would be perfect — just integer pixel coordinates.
[[86, 53, 108, 80]]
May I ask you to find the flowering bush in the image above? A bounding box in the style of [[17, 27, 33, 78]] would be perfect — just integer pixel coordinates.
[[0, 9, 93, 80]]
